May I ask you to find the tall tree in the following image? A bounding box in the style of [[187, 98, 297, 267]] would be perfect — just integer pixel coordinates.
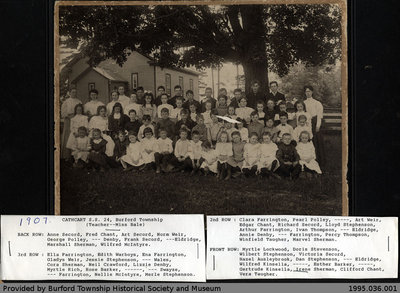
[[59, 4, 341, 105]]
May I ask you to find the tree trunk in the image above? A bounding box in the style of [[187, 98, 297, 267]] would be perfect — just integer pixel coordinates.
[[242, 59, 269, 106], [239, 5, 269, 106]]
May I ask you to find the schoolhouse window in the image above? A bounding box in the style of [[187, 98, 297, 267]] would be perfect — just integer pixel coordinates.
[[179, 76, 184, 91], [189, 79, 194, 91], [165, 73, 171, 96], [88, 83, 95, 91], [131, 73, 138, 90]]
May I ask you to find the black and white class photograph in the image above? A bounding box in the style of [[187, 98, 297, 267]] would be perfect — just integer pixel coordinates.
[[56, 1, 347, 216]]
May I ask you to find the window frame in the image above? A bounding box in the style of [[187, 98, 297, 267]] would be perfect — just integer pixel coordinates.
[[131, 73, 139, 90]]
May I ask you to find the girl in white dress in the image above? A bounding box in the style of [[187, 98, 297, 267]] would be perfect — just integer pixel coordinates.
[[236, 118, 249, 143], [235, 97, 254, 123], [60, 89, 82, 159], [170, 97, 185, 121], [293, 114, 313, 142], [140, 93, 157, 121], [66, 104, 88, 151], [215, 131, 233, 179], [84, 89, 104, 117], [124, 93, 143, 120], [137, 115, 155, 141], [140, 127, 158, 169], [296, 131, 322, 175], [274, 103, 295, 125], [88, 105, 115, 157], [70, 126, 91, 167], [216, 120, 235, 142], [227, 105, 238, 120], [199, 141, 218, 175], [242, 132, 261, 177], [294, 101, 312, 127], [157, 94, 174, 120], [257, 132, 280, 177], [121, 132, 144, 171]]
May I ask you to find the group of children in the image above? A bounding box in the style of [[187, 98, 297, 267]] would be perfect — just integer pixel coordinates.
[[64, 86, 322, 180]]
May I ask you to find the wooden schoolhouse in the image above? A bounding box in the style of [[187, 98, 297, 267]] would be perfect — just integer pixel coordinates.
[[61, 51, 200, 104]]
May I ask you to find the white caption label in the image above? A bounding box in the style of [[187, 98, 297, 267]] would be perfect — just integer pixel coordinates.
[[1, 215, 205, 282], [206, 216, 398, 279]]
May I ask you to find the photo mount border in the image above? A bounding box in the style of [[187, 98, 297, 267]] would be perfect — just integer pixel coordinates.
[[53, 0, 348, 216]]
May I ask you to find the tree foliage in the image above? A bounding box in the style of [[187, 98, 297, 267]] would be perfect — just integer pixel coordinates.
[[59, 4, 342, 98], [278, 62, 342, 107]]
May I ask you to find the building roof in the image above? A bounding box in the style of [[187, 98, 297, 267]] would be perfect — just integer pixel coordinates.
[[62, 50, 201, 81], [69, 65, 128, 84], [147, 60, 200, 76], [92, 67, 126, 82]]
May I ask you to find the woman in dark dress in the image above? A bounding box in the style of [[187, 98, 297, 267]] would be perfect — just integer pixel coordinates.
[[108, 102, 129, 140]]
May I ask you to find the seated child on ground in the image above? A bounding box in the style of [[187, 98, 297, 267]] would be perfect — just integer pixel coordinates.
[[199, 141, 218, 175], [120, 131, 144, 171], [189, 131, 203, 175], [242, 132, 261, 177], [215, 131, 233, 180], [70, 126, 91, 168], [140, 127, 158, 169], [296, 130, 322, 176], [257, 132, 280, 178], [154, 128, 174, 173], [171, 128, 193, 172], [226, 131, 246, 179], [276, 133, 301, 179], [113, 130, 129, 167]]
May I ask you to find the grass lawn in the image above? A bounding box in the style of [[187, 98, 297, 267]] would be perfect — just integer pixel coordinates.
[[60, 133, 344, 216]]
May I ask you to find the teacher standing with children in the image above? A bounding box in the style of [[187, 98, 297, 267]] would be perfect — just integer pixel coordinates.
[[303, 85, 325, 166]]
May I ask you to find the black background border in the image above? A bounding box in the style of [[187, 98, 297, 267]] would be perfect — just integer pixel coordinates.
[[0, 0, 398, 282]]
